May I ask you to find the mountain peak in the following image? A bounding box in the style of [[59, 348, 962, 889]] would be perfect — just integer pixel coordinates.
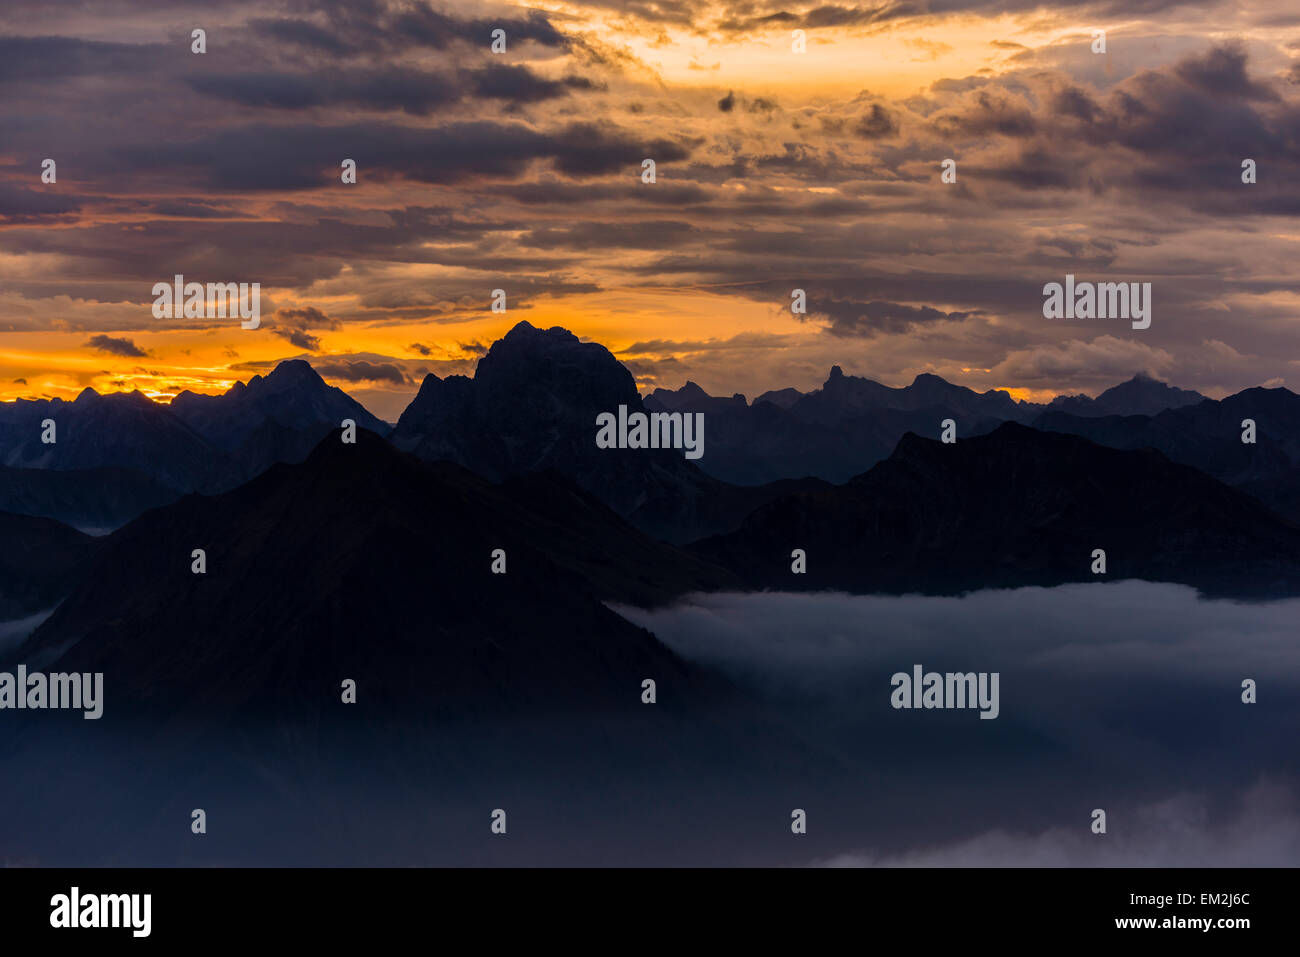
[[1092, 373, 1204, 416], [505, 319, 542, 336], [911, 372, 948, 386], [499, 320, 575, 346], [261, 359, 325, 388], [303, 424, 399, 471]]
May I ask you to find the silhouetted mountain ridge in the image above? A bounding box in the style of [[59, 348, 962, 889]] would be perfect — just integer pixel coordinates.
[[0, 510, 99, 620], [13, 428, 739, 722], [690, 421, 1300, 598], [391, 321, 826, 542]]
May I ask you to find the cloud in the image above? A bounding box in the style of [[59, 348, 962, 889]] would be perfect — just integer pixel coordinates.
[[616, 583, 1300, 865], [934, 88, 1037, 137], [188, 67, 466, 115], [191, 63, 602, 115], [819, 781, 1300, 867], [313, 359, 409, 385], [3, 7, 1300, 408], [992, 336, 1176, 383], [0, 182, 86, 224], [806, 296, 983, 337], [246, 6, 568, 57], [470, 64, 597, 103], [855, 104, 899, 138], [268, 306, 340, 352], [1175, 42, 1278, 101], [116, 120, 693, 192], [85, 334, 148, 358]]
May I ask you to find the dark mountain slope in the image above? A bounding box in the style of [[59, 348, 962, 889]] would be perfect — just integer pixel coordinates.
[[12, 429, 739, 722], [1034, 387, 1300, 520], [690, 422, 1300, 598], [0, 511, 101, 620], [0, 463, 179, 532]]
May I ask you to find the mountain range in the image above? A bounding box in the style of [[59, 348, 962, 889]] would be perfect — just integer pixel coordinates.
[[690, 421, 1300, 598], [0, 360, 389, 530], [1032, 387, 1300, 522], [2, 321, 1297, 613], [12, 430, 740, 724], [644, 370, 1210, 485], [389, 322, 827, 543], [2, 324, 1297, 865]]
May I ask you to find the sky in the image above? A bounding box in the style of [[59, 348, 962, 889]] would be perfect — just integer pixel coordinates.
[[1, 0, 1299, 420]]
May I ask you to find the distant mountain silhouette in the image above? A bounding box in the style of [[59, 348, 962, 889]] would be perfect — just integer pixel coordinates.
[[0, 463, 178, 532], [391, 321, 825, 542], [690, 422, 1300, 598], [0, 341, 1271, 540], [644, 380, 746, 415], [0, 389, 231, 492], [0, 361, 390, 530], [1046, 373, 1206, 418], [752, 386, 803, 409], [171, 359, 390, 482], [13, 429, 739, 720], [645, 366, 1036, 485], [805, 367, 1031, 421], [646, 368, 1213, 486], [1034, 386, 1300, 521], [0, 510, 99, 619]]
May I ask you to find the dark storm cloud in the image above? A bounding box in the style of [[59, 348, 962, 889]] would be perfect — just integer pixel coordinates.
[[710, 1, 1236, 34], [1052, 85, 1101, 122], [855, 103, 899, 138], [470, 64, 600, 102], [114, 120, 692, 191], [268, 306, 339, 351], [188, 64, 594, 114], [313, 359, 409, 384], [124, 200, 249, 219], [975, 146, 1083, 189], [807, 297, 985, 336], [85, 334, 148, 358], [934, 88, 1037, 137], [248, 4, 568, 56], [0, 36, 169, 81], [1175, 42, 1279, 100], [187, 68, 466, 115], [252, 16, 358, 56], [483, 181, 714, 206], [520, 220, 700, 251], [0, 183, 86, 224]]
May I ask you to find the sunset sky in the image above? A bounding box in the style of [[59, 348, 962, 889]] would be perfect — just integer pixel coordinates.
[[2, 0, 1299, 420]]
